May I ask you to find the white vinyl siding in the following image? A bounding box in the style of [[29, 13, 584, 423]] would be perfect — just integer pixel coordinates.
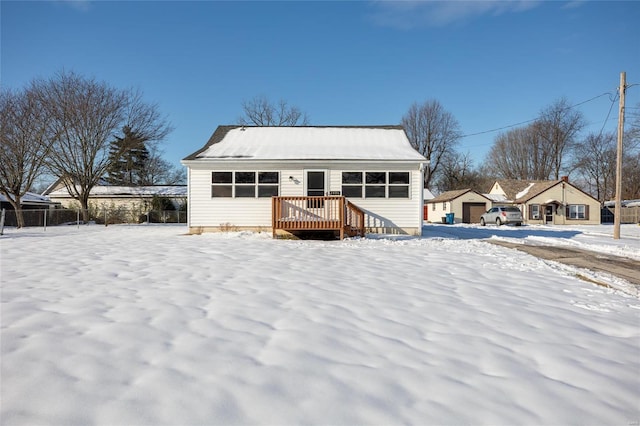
[[330, 166, 422, 231], [189, 167, 273, 227], [186, 162, 423, 233]]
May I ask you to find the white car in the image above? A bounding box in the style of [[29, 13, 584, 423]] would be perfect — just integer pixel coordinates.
[[480, 206, 523, 226]]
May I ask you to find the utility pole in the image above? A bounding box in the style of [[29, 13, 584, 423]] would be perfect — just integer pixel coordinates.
[[613, 71, 626, 240]]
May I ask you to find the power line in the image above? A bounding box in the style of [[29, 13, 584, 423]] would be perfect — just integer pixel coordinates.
[[598, 91, 619, 137], [460, 118, 538, 138], [460, 91, 614, 139]]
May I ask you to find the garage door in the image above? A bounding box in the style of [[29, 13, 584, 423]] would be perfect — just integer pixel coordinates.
[[462, 203, 487, 223]]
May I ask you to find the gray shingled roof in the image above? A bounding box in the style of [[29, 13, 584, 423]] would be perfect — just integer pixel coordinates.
[[492, 180, 560, 202], [493, 179, 599, 204], [513, 181, 561, 203]]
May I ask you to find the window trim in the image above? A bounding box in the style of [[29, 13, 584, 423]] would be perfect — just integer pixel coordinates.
[[530, 204, 540, 220], [340, 171, 410, 199], [211, 171, 280, 198], [567, 204, 587, 220]]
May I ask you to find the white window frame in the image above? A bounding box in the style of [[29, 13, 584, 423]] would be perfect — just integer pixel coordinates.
[[568, 204, 586, 219], [340, 171, 410, 199], [531, 204, 540, 220], [211, 171, 279, 198]]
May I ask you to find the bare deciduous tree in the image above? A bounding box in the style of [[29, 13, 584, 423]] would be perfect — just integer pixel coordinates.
[[485, 126, 535, 180], [623, 103, 640, 199], [484, 124, 553, 180], [484, 98, 584, 181], [628, 102, 640, 144], [401, 100, 461, 188], [435, 151, 489, 192], [33, 71, 171, 220], [535, 98, 585, 179], [622, 151, 640, 200], [0, 87, 54, 228], [573, 132, 617, 203], [139, 151, 186, 185], [238, 95, 310, 126]]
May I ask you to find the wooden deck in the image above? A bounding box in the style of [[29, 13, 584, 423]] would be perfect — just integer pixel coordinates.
[[272, 196, 365, 239]]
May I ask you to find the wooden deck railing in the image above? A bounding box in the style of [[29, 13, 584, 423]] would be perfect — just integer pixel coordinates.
[[272, 196, 365, 239]]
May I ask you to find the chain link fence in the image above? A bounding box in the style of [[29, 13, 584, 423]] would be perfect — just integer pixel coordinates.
[[1, 207, 187, 229]]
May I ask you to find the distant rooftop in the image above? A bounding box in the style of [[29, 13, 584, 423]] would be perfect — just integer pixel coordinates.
[[47, 185, 187, 198]]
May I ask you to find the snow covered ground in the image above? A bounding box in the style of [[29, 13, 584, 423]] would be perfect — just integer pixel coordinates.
[[1, 223, 639, 425]]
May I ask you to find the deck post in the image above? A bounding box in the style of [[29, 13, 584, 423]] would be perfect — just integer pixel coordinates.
[[339, 197, 345, 240], [272, 197, 277, 239]]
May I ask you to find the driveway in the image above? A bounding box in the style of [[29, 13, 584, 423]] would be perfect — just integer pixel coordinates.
[[422, 223, 640, 293], [488, 240, 640, 287]]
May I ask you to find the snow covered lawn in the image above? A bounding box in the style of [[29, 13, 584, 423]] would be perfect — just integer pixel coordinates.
[[1, 224, 639, 425]]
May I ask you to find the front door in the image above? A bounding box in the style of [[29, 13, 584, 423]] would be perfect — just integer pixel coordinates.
[[306, 170, 326, 208], [545, 205, 554, 224]]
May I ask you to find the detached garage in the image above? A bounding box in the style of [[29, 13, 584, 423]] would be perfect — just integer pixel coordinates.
[[425, 189, 490, 224]]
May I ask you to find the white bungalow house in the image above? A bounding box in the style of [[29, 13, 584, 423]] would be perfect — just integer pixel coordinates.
[[181, 125, 428, 238], [424, 189, 491, 224], [487, 178, 601, 225]]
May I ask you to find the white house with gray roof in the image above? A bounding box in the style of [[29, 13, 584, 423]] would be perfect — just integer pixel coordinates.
[[181, 125, 428, 237]]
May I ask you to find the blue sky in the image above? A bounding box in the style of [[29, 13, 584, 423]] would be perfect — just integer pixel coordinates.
[[2, 1, 639, 170]]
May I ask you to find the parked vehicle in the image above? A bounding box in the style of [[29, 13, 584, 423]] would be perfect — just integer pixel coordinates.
[[480, 206, 523, 226]]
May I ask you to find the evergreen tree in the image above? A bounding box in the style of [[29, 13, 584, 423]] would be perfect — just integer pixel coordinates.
[[106, 126, 150, 185]]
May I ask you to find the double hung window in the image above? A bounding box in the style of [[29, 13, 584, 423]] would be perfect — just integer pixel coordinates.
[[568, 204, 586, 219]]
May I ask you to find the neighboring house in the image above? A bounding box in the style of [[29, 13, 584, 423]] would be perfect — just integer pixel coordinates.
[[423, 188, 435, 202], [181, 125, 428, 237], [487, 178, 601, 225], [0, 192, 59, 211], [422, 188, 436, 220], [44, 183, 187, 211], [425, 189, 491, 224], [0, 192, 60, 227]]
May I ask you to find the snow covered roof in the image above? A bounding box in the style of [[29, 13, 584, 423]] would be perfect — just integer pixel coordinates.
[[423, 188, 435, 200], [483, 193, 510, 203], [0, 192, 56, 205], [183, 125, 427, 162], [48, 185, 187, 198], [425, 189, 490, 203], [515, 183, 536, 200], [604, 199, 640, 208], [492, 179, 598, 204], [493, 180, 561, 203]]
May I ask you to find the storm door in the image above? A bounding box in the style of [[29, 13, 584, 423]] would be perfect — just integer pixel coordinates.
[[306, 170, 326, 208], [545, 205, 554, 224]]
